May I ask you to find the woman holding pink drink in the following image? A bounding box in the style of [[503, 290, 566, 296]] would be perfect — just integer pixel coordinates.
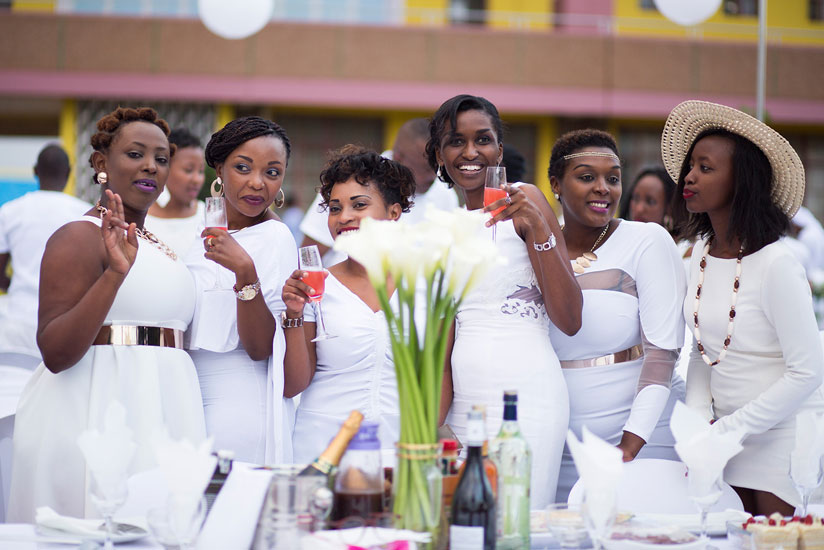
[[282, 145, 416, 464]]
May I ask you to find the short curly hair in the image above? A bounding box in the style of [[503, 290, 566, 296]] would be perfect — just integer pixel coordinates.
[[319, 145, 415, 213], [88, 107, 173, 174], [168, 127, 201, 150], [548, 129, 620, 182], [205, 116, 291, 169]]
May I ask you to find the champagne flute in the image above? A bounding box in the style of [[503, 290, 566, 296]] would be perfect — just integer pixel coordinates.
[[90, 475, 128, 550], [204, 197, 229, 292], [484, 166, 507, 243], [790, 454, 824, 517], [299, 245, 336, 342]]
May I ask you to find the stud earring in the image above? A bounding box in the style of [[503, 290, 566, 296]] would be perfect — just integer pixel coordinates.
[[96, 172, 108, 185], [210, 176, 223, 198], [436, 165, 444, 181]]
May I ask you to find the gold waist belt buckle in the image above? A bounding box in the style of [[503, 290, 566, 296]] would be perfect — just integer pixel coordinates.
[[94, 325, 183, 349], [560, 343, 644, 369]]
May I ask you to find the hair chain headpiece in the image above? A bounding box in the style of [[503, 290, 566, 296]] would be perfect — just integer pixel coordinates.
[[563, 151, 620, 162]]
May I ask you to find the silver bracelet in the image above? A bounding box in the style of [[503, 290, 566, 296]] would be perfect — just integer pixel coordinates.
[[533, 233, 557, 252]]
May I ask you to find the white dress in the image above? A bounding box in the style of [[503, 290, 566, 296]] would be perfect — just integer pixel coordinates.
[[0, 190, 89, 363], [145, 201, 205, 258], [549, 221, 687, 502], [684, 238, 824, 506], [8, 215, 205, 523], [292, 273, 400, 464], [186, 219, 298, 465], [447, 219, 568, 508]]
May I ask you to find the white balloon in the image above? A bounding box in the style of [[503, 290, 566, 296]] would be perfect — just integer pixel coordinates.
[[653, 0, 722, 26], [198, 0, 274, 40]]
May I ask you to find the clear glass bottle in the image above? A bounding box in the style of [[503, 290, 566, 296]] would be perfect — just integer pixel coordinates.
[[331, 421, 384, 525], [204, 449, 234, 515], [490, 390, 531, 550]]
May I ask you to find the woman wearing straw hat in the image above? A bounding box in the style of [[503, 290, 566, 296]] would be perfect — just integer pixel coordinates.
[[664, 100, 824, 516]]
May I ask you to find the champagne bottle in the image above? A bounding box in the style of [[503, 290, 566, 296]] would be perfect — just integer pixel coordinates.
[[490, 390, 531, 550], [299, 410, 364, 478], [450, 408, 496, 550], [458, 405, 498, 497]]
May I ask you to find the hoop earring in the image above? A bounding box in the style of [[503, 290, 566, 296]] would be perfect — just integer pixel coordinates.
[[274, 188, 285, 209], [210, 176, 223, 198], [436, 165, 444, 181], [95, 171, 108, 185]]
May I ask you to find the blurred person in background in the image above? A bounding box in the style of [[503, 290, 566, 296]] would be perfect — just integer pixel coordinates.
[[619, 166, 676, 232], [502, 142, 527, 183], [298, 117, 458, 266], [185, 116, 297, 465], [282, 146, 415, 464], [280, 193, 304, 244], [8, 108, 205, 522], [146, 127, 206, 256], [0, 144, 89, 368]]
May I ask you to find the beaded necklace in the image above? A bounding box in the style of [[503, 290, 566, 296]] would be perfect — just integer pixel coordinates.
[[692, 239, 744, 367], [95, 202, 178, 262]]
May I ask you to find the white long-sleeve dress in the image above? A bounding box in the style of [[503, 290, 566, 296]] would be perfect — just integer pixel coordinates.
[[684, 238, 824, 506], [550, 221, 687, 502], [186, 219, 298, 465]]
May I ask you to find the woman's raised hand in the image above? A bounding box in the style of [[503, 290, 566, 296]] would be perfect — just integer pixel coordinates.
[[100, 189, 138, 276], [282, 269, 327, 317], [483, 183, 548, 232], [202, 227, 256, 278]]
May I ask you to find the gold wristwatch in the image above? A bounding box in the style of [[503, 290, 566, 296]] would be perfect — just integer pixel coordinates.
[[234, 280, 261, 301]]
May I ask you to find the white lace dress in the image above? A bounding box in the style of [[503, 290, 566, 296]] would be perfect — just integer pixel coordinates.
[[549, 221, 687, 502], [447, 219, 568, 508], [8, 216, 205, 522]]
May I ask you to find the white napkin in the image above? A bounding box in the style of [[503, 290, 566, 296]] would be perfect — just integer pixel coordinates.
[[76, 400, 137, 501], [35, 506, 147, 536], [567, 427, 623, 535], [198, 464, 273, 550], [791, 410, 824, 488], [302, 527, 431, 550], [153, 431, 216, 536], [670, 401, 744, 498]]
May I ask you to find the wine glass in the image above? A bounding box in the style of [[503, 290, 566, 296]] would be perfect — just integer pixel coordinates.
[[204, 197, 229, 292], [90, 475, 128, 550], [546, 503, 589, 550], [687, 474, 723, 546], [147, 496, 207, 550], [581, 490, 616, 550], [790, 454, 824, 517], [299, 245, 336, 342], [484, 166, 507, 243]]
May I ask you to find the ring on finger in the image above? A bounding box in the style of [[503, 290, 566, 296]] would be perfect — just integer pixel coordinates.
[[207, 236, 215, 249], [505, 195, 512, 206]]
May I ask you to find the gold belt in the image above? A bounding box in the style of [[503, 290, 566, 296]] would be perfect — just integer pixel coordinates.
[[560, 344, 643, 369], [94, 325, 184, 349]]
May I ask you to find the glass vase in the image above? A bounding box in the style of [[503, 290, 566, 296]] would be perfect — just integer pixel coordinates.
[[393, 443, 443, 548]]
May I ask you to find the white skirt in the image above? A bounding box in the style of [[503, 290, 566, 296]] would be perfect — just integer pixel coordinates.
[[557, 359, 683, 503], [8, 346, 205, 523]]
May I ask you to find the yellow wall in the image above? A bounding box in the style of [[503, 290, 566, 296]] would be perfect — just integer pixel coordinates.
[[405, 0, 449, 26], [59, 100, 77, 196], [11, 0, 55, 11], [614, 0, 824, 45], [487, 0, 552, 30]]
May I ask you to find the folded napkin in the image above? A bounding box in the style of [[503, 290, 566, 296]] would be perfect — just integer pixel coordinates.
[[670, 402, 744, 500], [567, 427, 623, 535], [76, 400, 137, 502], [153, 431, 216, 537], [198, 464, 273, 550], [302, 527, 431, 550], [790, 410, 824, 488], [35, 506, 147, 536]]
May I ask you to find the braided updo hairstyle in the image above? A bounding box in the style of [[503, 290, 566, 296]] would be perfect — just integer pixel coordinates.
[[88, 107, 173, 182], [319, 145, 415, 213], [547, 129, 619, 182], [205, 116, 291, 169]]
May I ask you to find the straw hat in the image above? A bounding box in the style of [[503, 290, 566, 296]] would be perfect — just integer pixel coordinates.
[[661, 100, 805, 217]]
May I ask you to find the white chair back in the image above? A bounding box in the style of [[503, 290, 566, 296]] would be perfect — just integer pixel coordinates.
[[567, 458, 743, 514], [0, 413, 14, 523]]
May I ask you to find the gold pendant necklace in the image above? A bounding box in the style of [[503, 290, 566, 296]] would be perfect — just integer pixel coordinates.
[[572, 223, 610, 274], [95, 202, 178, 262]]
